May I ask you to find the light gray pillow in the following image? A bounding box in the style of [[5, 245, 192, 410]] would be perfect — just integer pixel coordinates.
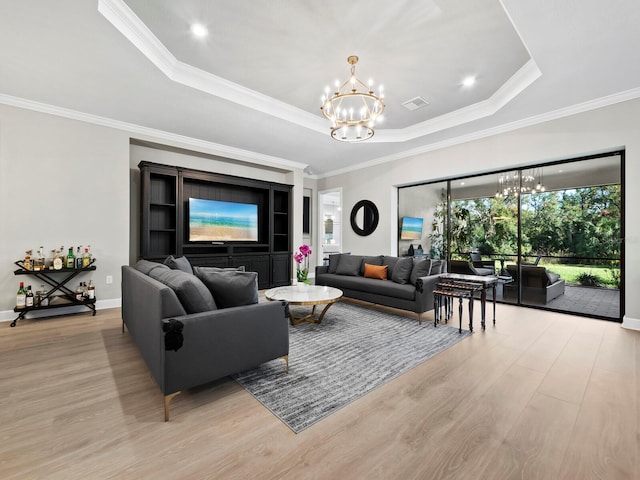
[[409, 259, 432, 285], [391, 257, 413, 284], [163, 255, 193, 275], [336, 255, 363, 276], [195, 269, 258, 308], [148, 268, 216, 314], [134, 259, 169, 276], [429, 259, 444, 275], [546, 271, 561, 285]]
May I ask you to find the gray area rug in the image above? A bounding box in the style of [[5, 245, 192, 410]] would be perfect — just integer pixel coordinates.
[[233, 301, 471, 433]]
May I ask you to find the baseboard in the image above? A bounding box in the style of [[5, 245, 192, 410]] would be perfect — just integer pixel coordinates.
[[0, 297, 122, 323], [622, 315, 640, 331]]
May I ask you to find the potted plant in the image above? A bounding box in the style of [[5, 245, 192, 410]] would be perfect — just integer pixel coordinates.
[[294, 244, 312, 285]]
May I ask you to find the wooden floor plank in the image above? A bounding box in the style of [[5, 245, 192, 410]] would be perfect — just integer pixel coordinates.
[[0, 306, 637, 479]]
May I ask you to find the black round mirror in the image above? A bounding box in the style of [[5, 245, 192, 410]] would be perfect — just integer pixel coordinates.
[[350, 200, 379, 236]]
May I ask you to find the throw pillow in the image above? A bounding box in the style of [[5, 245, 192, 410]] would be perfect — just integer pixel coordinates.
[[163, 255, 194, 275], [360, 255, 383, 275], [328, 254, 343, 274], [382, 256, 399, 280], [195, 269, 259, 308], [429, 259, 444, 275], [546, 271, 561, 285], [193, 265, 245, 276], [134, 259, 169, 276], [148, 268, 216, 314], [364, 263, 388, 280], [391, 257, 413, 284], [409, 259, 432, 285], [335, 255, 363, 276]]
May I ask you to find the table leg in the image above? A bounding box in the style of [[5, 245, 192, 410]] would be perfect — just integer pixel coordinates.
[[468, 296, 474, 333], [480, 288, 487, 330], [492, 284, 497, 325], [289, 302, 336, 325], [434, 295, 439, 327], [458, 296, 463, 332]]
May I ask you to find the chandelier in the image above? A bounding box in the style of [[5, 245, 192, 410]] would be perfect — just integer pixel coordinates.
[[320, 56, 385, 142], [495, 168, 545, 198]]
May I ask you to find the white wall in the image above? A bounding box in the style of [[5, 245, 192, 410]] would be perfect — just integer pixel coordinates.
[[0, 105, 305, 321], [318, 98, 640, 327], [0, 104, 130, 319]]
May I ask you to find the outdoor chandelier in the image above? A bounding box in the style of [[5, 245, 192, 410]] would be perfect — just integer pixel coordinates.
[[320, 55, 385, 142], [495, 168, 545, 198]]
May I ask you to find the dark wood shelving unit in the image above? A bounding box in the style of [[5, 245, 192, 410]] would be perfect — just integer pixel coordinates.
[[139, 161, 292, 289]]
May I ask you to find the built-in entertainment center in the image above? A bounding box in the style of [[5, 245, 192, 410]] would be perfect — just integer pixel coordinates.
[[138, 161, 292, 289]]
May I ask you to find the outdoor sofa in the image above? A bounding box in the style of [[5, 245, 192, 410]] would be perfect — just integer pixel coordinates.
[[503, 264, 565, 304]]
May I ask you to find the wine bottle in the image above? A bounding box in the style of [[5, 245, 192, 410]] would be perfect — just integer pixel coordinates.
[[66, 247, 75, 269], [87, 280, 95, 300], [16, 282, 26, 309], [25, 286, 34, 308], [82, 248, 91, 268], [76, 246, 83, 269]]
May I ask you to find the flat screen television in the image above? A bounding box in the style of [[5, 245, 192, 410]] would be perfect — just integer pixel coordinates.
[[400, 216, 423, 240], [188, 198, 258, 242]]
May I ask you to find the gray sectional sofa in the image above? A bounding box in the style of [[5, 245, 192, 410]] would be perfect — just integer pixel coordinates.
[[121, 259, 289, 421], [315, 253, 446, 323]]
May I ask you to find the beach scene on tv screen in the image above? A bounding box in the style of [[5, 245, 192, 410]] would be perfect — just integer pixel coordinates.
[[189, 198, 258, 242], [401, 217, 423, 240]]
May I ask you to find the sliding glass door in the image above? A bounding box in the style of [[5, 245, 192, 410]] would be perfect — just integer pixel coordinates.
[[398, 152, 623, 321]]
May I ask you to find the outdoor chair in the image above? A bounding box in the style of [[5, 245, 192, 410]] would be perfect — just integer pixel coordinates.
[[469, 252, 496, 275]]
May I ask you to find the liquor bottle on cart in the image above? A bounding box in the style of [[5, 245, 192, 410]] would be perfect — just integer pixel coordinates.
[[66, 247, 75, 269], [16, 282, 26, 309]]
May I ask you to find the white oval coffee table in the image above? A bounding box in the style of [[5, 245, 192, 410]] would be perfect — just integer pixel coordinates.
[[264, 285, 343, 325]]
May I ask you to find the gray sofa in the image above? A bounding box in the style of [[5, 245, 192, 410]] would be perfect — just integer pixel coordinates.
[[314, 254, 446, 324], [503, 264, 565, 304], [121, 260, 289, 421]]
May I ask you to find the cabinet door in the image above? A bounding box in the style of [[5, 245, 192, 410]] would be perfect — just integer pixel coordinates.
[[231, 255, 270, 289], [189, 255, 230, 268], [271, 254, 291, 287]]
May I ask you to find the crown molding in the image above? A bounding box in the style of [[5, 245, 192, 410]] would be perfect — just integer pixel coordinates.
[[0, 93, 306, 172], [98, 0, 326, 134], [98, 0, 542, 143], [318, 86, 640, 178]]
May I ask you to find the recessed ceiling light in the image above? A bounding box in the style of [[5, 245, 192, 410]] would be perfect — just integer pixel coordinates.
[[462, 76, 476, 88], [190, 23, 208, 38]]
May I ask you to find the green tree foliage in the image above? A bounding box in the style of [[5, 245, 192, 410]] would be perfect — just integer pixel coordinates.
[[448, 185, 620, 261]]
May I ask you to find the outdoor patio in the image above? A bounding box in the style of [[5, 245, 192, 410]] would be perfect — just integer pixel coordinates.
[[493, 283, 620, 320]]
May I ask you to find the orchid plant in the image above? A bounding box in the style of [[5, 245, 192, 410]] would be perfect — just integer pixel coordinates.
[[294, 244, 312, 284]]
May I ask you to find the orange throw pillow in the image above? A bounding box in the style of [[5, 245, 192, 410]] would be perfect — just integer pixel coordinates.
[[364, 263, 388, 280]]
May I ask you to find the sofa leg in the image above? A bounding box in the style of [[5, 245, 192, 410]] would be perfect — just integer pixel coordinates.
[[417, 313, 422, 325], [282, 355, 289, 374], [164, 391, 181, 422]]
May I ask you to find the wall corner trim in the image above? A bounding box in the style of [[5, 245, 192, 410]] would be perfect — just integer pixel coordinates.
[[621, 316, 640, 331]]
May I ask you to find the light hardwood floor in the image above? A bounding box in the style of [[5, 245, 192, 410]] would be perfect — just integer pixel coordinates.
[[1, 304, 638, 479]]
